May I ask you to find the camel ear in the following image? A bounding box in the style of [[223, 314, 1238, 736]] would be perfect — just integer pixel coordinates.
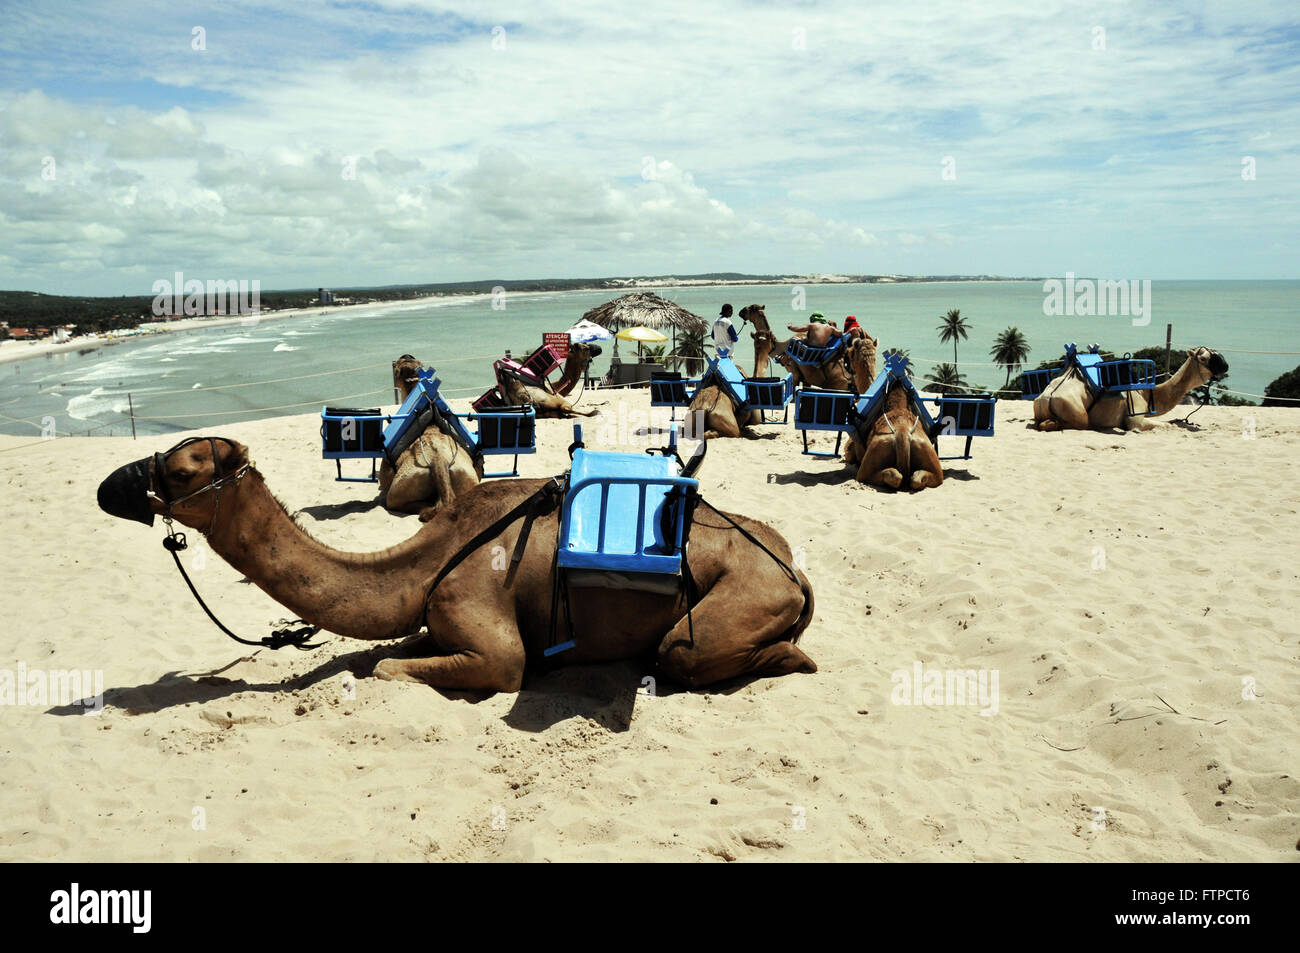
[[216, 438, 250, 471]]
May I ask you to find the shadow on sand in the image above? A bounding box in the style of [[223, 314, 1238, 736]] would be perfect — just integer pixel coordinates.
[[295, 498, 386, 521], [47, 638, 762, 733]]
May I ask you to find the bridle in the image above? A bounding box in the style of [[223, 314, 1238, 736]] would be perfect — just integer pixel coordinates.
[[152, 436, 252, 538], [152, 436, 323, 651]]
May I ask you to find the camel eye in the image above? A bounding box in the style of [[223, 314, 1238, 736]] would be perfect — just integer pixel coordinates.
[[171, 468, 195, 482]]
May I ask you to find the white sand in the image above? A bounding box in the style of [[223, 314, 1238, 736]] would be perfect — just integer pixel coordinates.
[[0, 393, 1296, 861]]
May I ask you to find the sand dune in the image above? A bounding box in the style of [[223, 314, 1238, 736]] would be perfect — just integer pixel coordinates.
[[0, 392, 1296, 861]]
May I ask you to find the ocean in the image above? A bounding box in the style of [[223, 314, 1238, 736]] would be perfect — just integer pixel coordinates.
[[2, 280, 1296, 439]]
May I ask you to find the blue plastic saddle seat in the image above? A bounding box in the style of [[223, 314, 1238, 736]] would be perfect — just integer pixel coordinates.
[[1020, 367, 1059, 399], [556, 448, 696, 575], [794, 388, 857, 430], [785, 336, 845, 366], [932, 395, 996, 436], [649, 372, 691, 406], [744, 375, 793, 410]]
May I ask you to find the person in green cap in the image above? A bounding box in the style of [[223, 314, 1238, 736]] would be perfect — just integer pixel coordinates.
[[787, 312, 839, 347]]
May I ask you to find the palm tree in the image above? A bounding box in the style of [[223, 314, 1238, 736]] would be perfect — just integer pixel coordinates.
[[668, 327, 706, 377], [882, 347, 915, 376], [928, 362, 968, 393], [937, 308, 970, 366], [990, 326, 1031, 386]]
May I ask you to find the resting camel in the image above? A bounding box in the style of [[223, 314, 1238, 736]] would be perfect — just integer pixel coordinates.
[[551, 342, 596, 397], [499, 342, 601, 418], [1034, 346, 1229, 431], [681, 331, 784, 440], [846, 334, 879, 391], [843, 384, 945, 491], [741, 303, 850, 390], [378, 354, 482, 521], [97, 437, 816, 693]]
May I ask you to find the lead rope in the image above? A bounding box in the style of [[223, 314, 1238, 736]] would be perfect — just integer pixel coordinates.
[[162, 522, 325, 650]]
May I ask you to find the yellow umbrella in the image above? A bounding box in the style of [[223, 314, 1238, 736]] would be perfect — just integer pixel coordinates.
[[614, 325, 668, 361]]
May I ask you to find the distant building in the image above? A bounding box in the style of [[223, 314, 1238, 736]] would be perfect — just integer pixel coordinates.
[[318, 288, 334, 305]]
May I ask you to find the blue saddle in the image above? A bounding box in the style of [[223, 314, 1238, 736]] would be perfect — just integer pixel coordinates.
[[556, 447, 696, 575], [784, 335, 846, 367]]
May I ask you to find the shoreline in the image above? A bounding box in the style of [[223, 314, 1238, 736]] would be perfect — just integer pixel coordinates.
[[0, 290, 496, 368], [0, 277, 1042, 369]]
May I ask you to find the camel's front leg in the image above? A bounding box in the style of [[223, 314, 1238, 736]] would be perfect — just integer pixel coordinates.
[[908, 436, 944, 490], [856, 435, 902, 488], [843, 435, 863, 467], [375, 595, 526, 694]]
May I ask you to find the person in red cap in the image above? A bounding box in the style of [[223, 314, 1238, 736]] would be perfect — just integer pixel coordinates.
[[843, 315, 864, 340]]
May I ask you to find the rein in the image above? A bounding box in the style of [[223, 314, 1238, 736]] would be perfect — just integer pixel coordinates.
[[155, 437, 325, 652]]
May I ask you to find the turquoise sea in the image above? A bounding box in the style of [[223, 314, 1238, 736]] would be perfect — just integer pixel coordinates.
[[1, 280, 1296, 439]]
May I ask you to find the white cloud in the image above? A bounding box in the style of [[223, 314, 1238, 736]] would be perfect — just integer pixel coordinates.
[[1, 0, 1297, 292]]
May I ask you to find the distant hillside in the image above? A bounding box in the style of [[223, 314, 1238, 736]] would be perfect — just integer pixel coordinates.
[[0, 273, 1035, 336]]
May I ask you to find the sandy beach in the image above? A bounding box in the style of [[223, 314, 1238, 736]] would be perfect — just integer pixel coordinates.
[[1, 389, 1296, 862]]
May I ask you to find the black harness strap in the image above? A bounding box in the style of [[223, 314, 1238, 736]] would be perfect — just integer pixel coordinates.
[[423, 479, 566, 624]]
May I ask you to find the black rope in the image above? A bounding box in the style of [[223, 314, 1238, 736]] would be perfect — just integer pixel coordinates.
[[163, 529, 324, 650]]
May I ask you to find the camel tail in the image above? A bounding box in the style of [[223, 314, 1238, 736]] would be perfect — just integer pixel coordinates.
[[894, 415, 910, 477]]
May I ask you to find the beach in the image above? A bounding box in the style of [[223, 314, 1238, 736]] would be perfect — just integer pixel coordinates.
[[0, 391, 1295, 862]]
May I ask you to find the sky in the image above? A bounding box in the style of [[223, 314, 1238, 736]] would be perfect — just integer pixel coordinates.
[[0, 0, 1297, 296]]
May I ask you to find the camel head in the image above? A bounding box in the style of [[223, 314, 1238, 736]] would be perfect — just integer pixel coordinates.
[[738, 303, 769, 332], [1186, 346, 1229, 384], [847, 334, 879, 389], [392, 354, 424, 401], [97, 436, 252, 530], [568, 341, 602, 366]]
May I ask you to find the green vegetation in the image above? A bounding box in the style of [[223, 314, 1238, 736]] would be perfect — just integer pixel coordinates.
[[1263, 365, 1300, 406], [989, 326, 1031, 387], [936, 308, 970, 366]]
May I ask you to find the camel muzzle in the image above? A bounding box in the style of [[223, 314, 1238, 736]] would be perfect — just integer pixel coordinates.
[[1208, 352, 1229, 377], [97, 457, 156, 526], [587, 344, 602, 357]]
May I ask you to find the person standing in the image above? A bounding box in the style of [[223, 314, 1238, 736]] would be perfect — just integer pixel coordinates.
[[712, 303, 739, 358]]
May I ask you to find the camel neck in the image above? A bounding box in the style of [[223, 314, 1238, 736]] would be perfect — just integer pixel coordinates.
[[1151, 357, 1206, 415], [203, 471, 442, 640]]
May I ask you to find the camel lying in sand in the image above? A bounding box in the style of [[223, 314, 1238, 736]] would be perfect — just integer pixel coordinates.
[[499, 342, 601, 418], [843, 384, 944, 490], [378, 354, 481, 521], [1034, 346, 1229, 431], [681, 332, 780, 439], [97, 437, 817, 694], [839, 334, 939, 490]]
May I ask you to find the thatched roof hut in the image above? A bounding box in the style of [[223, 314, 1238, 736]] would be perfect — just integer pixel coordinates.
[[580, 292, 707, 336]]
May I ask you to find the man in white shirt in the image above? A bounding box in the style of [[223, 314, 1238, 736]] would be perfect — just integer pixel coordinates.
[[712, 303, 738, 358]]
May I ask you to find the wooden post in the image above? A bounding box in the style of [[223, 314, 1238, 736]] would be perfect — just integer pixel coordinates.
[[1164, 324, 1172, 379], [127, 392, 137, 440]]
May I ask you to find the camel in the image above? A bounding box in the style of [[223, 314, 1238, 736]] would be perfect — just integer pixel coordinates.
[[551, 342, 596, 397], [739, 304, 852, 390], [841, 337, 941, 490], [377, 354, 482, 521], [499, 342, 601, 418], [842, 384, 945, 491], [846, 334, 879, 391], [97, 437, 817, 693], [1034, 346, 1228, 432]]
